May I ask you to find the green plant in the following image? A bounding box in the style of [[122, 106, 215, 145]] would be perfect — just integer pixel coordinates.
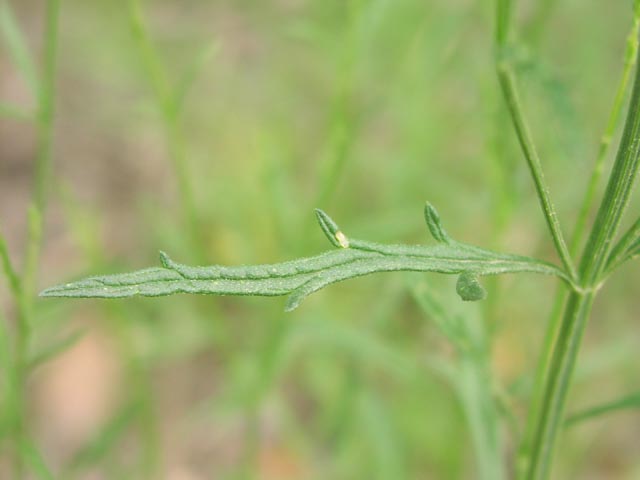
[[1, 0, 59, 478], [40, 205, 569, 307], [3, 0, 640, 478]]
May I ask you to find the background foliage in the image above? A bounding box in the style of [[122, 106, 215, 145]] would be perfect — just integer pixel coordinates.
[[1, 0, 639, 478]]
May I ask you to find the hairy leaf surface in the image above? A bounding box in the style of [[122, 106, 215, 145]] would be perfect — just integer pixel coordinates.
[[41, 205, 569, 310]]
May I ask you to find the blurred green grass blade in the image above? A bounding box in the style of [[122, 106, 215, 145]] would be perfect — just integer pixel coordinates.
[[0, 101, 32, 121], [409, 282, 468, 348], [66, 401, 140, 474], [127, 0, 170, 110], [457, 355, 504, 480], [412, 283, 504, 480], [626, 238, 640, 260], [565, 391, 640, 427], [358, 390, 405, 480], [0, 0, 38, 97], [0, 307, 13, 438], [40, 208, 570, 309], [170, 39, 219, 117], [0, 229, 21, 297], [27, 329, 85, 372], [291, 318, 417, 379], [20, 437, 54, 480]]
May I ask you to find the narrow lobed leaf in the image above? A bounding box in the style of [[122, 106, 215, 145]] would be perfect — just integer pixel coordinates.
[[41, 208, 570, 310], [315, 208, 348, 248], [424, 202, 453, 244], [565, 391, 640, 427]]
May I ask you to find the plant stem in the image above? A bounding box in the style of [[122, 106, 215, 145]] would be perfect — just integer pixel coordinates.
[[523, 291, 592, 480], [4, 1, 60, 478], [518, 11, 640, 475], [495, 0, 578, 280], [578, 60, 640, 283], [570, 11, 640, 258], [525, 24, 640, 480], [495, 65, 577, 281], [20, 0, 59, 333]]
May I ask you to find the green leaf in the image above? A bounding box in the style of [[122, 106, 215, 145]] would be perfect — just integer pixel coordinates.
[[40, 206, 569, 311], [0, 1, 38, 96], [605, 216, 640, 272], [316, 208, 348, 248], [565, 391, 640, 427], [424, 202, 452, 244]]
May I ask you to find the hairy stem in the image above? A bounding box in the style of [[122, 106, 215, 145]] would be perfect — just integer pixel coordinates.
[[524, 291, 592, 480], [525, 23, 640, 480], [571, 11, 640, 258], [519, 9, 640, 475], [495, 65, 577, 281]]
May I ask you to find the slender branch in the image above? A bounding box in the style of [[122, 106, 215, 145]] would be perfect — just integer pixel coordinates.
[[570, 11, 640, 257], [495, 64, 577, 282], [605, 215, 640, 271], [565, 391, 640, 427]]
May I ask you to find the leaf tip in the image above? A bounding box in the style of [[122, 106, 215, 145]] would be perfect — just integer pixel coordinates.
[[424, 202, 451, 244], [284, 295, 302, 312], [315, 209, 349, 248], [159, 251, 172, 268]]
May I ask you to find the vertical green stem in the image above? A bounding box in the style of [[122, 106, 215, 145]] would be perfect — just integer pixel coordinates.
[[525, 24, 640, 480], [570, 10, 640, 257], [5, 1, 60, 478], [519, 10, 640, 474], [524, 291, 592, 480], [20, 0, 59, 344], [495, 65, 577, 281], [494, 0, 576, 277]]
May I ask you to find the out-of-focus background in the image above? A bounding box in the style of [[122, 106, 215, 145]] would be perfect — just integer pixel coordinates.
[[1, 0, 639, 478]]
